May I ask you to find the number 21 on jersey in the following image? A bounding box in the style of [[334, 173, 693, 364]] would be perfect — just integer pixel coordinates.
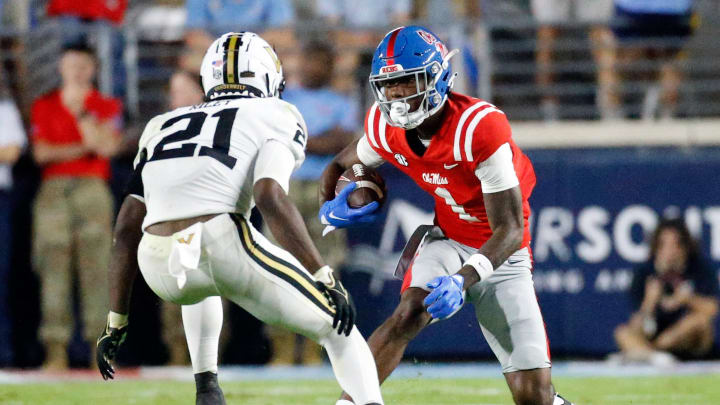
[[149, 108, 239, 169]]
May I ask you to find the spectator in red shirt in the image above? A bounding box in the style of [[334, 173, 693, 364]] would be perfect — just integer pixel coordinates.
[[47, 0, 127, 25], [30, 44, 122, 370]]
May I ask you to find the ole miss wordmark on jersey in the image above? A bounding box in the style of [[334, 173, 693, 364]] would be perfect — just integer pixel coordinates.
[[364, 93, 536, 250]]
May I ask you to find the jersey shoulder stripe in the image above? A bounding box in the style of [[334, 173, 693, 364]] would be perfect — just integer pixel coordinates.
[[464, 106, 504, 162], [366, 103, 380, 148], [377, 112, 392, 153], [453, 102, 490, 161]]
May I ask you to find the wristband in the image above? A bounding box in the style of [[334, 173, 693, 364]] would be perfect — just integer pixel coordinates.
[[463, 253, 494, 281], [313, 265, 335, 285], [108, 311, 129, 329]]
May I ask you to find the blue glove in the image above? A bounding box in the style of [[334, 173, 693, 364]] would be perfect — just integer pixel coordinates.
[[423, 275, 465, 320], [319, 182, 379, 229]]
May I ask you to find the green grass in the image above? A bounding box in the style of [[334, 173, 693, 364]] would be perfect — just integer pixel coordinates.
[[1, 375, 719, 404]]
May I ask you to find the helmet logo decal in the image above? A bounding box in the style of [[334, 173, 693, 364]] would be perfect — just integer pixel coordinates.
[[380, 64, 403, 74], [263, 46, 281, 73], [416, 30, 448, 58], [417, 30, 436, 45]]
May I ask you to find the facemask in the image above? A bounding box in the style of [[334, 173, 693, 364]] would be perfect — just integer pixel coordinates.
[[389, 100, 426, 129]]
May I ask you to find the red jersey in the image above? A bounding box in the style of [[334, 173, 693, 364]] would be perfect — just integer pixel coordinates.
[[47, 0, 127, 24], [364, 93, 536, 250], [31, 89, 122, 181]]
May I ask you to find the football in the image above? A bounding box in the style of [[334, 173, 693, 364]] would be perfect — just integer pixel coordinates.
[[335, 164, 387, 208]]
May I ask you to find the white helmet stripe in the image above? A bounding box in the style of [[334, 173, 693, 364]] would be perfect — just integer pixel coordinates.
[[201, 32, 283, 99], [453, 102, 489, 161]]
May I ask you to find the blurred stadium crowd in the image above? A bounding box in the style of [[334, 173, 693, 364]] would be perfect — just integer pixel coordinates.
[[0, 0, 719, 371]]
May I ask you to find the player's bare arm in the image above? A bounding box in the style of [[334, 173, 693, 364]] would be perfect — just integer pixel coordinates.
[[97, 195, 145, 380], [254, 178, 325, 272], [255, 177, 357, 336], [318, 137, 363, 205], [108, 196, 146, 314], [457, 186, 525, 289]]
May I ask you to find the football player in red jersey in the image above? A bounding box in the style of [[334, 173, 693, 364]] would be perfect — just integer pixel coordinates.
[[319, 26, 573, 405]]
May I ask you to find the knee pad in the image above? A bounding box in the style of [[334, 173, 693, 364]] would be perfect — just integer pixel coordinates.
[[508, 341, 551, 372]]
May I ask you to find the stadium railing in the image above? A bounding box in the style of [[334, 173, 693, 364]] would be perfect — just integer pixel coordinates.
[[1, 1, 719, 125]]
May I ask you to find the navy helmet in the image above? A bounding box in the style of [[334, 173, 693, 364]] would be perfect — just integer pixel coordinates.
[[370, 25, 458, 129]]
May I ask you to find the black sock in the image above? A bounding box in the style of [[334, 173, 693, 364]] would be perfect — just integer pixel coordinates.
[[194, 371, 220, 393]]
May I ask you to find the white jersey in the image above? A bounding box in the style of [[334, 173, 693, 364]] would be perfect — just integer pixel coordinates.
[[134, 97, 307, 230]]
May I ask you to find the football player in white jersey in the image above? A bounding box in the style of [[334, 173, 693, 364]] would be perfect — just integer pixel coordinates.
[[95, 32, 383, 405]]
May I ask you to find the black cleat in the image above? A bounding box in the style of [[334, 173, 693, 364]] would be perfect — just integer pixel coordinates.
[[194, 371, 226, 405], [554, 393, 574, 405]]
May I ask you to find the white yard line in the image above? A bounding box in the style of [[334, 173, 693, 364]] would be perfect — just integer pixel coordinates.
[[2, 360, 720, 384]]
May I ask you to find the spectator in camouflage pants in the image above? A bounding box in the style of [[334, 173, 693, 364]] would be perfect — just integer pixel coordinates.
[[30, 44, 122, 370]]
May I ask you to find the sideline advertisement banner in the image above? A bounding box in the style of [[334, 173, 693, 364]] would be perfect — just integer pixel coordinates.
[[344, 147, 720, 357]]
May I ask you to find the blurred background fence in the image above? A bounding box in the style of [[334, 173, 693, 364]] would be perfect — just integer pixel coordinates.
[[2, 0, 719, 121]]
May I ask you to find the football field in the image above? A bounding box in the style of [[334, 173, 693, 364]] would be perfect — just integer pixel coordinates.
[[2, 362, 720, 405]]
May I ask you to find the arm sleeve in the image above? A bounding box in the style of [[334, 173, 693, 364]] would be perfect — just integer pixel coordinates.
[[253, 140, 296, 194], [356, 135, 384, 168], [474, 143, 519, 193]]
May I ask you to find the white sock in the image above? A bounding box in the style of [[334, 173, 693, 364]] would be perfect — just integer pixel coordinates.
[[335, 400, 355, 405], [320, 328, 383, 405], [182, 296, 223, 374]]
